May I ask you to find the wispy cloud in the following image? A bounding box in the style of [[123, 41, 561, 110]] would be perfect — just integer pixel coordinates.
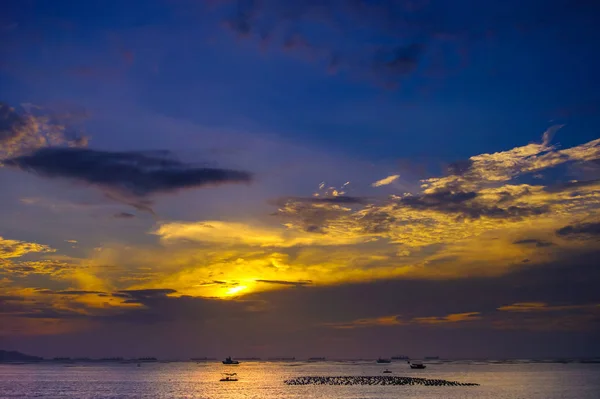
[[0, 102, 87, 160], [372, 174, 400, 187], [413, 312, 482, 325]]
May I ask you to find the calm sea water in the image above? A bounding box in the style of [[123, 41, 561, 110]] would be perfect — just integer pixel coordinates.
[[0, 361, 599, 399]]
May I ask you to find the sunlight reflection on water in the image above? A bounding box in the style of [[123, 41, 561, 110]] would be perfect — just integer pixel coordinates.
[[1, 361, 599, 398]]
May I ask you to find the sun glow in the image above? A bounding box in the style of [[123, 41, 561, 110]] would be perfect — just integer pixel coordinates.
[[225, 285, 248, 296]]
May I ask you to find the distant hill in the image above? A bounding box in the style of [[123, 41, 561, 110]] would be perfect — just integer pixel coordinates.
[[0, 350, 43, 362]]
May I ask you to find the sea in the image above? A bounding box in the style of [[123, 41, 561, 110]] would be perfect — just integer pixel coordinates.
[[0, 360, 599, 399]]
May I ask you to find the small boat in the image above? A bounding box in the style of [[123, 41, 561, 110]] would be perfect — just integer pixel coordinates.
[[383, 369, 392, 373], [409, 360, 426, 369], [391, 355, 409, 360], [376, 358, 391, 364], [222, 356, 240, 365], [220, 373, 238, 382]]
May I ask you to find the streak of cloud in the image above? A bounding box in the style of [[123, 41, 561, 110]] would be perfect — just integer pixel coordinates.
[[372, 174, 400, 187], [0, 102, 87, 159]]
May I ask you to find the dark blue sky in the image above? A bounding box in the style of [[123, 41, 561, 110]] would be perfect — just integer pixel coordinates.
[[3, 0, 600, 162]]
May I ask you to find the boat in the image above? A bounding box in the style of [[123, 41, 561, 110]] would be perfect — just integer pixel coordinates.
[[308, 357, 326, 361], [222, 356, 240, 365], [376, 358, 391, 364], [424, 356, 439, 360], [383, 369, 392, 373], [391, 355, 409, 360], [409, 360, 426, 369], [220, 373, 238, 382]]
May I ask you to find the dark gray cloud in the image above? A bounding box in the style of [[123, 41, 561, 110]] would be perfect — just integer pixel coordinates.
[[38, 290, 107, 296], [255, 279, 313, 286], [373, 43, 424, 78], [4, 147, 252, 210], [105, 291, 262, 325], [0, 295, 26, 301], [513, 239, 555, 248], [114, 212, 136, 219], [446, 159, 474, 176], [544, 179, 600, 193], [400, 190, 549, 219], [117, 289, 177, 299], [556, 222, 600, 238]]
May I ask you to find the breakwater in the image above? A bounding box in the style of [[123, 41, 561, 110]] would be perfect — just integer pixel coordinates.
[[284, 376, 479, 386]]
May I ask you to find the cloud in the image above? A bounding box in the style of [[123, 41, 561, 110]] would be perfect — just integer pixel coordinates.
[[397, 190, 549, 219], [372, 174, 400, 187], [38, 290, 107, 296], [214, 1, 434, 86], [3, 147, 252, 211], [373, 44, 424, 79], [255, 279, 312, 286], [412, 311, 482, 325], [115, 289, 177, 303], [513, 239, 554, 248], [327, 311, 482, 329], [556, 222, 600, 239], [497, 302, 598, 312], [1, 260, 80, 278], [0, 237, 54, 260], [3, 130, 600, 345], [0, 102, 87, 159], [114, 212, 136, 219], [154, 220, 368, 247], [327, 315, 404, 329], [544, 178, 600, 193], [204, 0, 597, 90], [421, 126, 600, 193]]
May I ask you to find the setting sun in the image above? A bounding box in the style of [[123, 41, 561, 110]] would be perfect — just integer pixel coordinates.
[[225, 285, 248, 297]]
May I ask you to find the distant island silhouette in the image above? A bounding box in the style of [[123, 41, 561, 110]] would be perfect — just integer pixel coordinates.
[[0, 350, 42, 362], [2, 349, 599, 364]]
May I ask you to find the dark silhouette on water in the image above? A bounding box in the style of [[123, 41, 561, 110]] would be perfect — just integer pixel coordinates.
[[284, 376, 478, 386], [408, 360, 426, 369], [222, 356, 239, 365], [376, 357, 391, 364], [0, 350, 42, 363], [220, 372, 238, 382]]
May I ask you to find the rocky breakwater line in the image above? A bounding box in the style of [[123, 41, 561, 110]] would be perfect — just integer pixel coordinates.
[[284, 376, 479, 386]]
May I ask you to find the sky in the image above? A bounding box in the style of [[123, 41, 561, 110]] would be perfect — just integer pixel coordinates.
[[1, 0, 600, 359]]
